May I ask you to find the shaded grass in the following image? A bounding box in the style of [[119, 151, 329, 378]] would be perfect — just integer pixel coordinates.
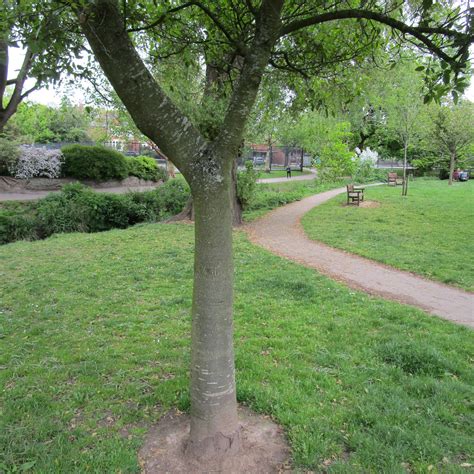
[[302, 180, 474, 291], [1, 223, 473, 472]]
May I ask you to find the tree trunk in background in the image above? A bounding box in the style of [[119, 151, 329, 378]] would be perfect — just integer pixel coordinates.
[[448, 151, 456, 185], [402, 140, 408, 196], [187, 162, 239, 457], [166, 158, 176, 178], [231, 159, 243, 225]]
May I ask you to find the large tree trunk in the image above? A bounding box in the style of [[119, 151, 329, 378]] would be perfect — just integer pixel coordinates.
[[170, 160, 242, 226], [448, 151, 456, 186], [187, 162, 239, 457]]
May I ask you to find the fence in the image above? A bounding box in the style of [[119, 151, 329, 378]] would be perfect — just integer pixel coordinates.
[[29, 141, 313, 170], [240, 144, 312, 170]]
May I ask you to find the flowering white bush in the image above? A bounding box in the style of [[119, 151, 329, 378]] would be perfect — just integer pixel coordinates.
[[358, 147, 379, 166], [8, 146, 64, 179]]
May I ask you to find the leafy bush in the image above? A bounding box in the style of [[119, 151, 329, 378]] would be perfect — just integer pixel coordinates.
[[352, 158, 387, 184], [0, 135, 20, 175], [126, 155, 167, 182], [0, 211, 38, 244], [8, 146, 63, 179], [62, 144, 128, 181], [237, 161, 257, 209], [1, 180, 190, 244]]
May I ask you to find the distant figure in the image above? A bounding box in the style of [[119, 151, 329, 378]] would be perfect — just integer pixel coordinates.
[[286, 166, 292, 178], [453, 168, 460, 181]]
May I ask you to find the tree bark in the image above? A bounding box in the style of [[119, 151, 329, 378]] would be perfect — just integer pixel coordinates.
[[402, 140, 408, 196], [448, 150, 456, 185], [187, 160, 239, 457], [171, 169, 243, 227]]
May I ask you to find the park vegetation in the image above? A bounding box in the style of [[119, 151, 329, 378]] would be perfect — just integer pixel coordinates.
[[2, 0, 473, 467]]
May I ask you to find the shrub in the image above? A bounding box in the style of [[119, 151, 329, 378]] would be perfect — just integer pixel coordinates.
[[36, 183, 133, 236], [62, 144, 128, 181], [1, 179, 190, 245], [126, 155, 168, 182], [8, 146, 63, 179], [0, 135, 20, 176], [135, 179, 190, 218], [237, 161, 257, 209], [0, 211, 38, 244]]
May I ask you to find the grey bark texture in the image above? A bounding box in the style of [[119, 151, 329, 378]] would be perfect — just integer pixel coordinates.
[[448, 151, 456, 186]]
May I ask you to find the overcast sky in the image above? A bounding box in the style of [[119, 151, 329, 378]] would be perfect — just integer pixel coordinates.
[[7, 45, 474, 106]]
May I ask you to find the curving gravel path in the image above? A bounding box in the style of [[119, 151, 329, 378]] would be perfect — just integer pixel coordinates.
[[246, 187, 474, 329]]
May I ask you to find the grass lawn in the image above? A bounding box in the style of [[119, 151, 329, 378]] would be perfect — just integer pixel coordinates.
[[1, 222, 473, 472], [244, 178, 347, 222], [302, 179, 474, 291], [256, 169, 312, 179]]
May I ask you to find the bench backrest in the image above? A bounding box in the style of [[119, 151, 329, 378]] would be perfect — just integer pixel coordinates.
[[388, 172, 397, 180], [347, 184, 354, 192]]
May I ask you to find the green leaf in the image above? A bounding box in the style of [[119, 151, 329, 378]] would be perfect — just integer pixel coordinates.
[[20, 461, 36, 471], [415, 66, 425, 72]]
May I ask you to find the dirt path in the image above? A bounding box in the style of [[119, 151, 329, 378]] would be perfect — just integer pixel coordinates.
[[246, 187, 474, 329]]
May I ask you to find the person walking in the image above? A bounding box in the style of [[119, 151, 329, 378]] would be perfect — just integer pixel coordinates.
[[286, 166, 292, 178]]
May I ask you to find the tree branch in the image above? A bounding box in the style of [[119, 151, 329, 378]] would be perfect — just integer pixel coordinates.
[[0, 39, 8, 107], [76, 0, 206, 174], [20, 83, 40, 100], [279, 9, 472, 67], [214, 0, 284, 155], [126, 2, 196, 33], [128, 1, 249, 56]]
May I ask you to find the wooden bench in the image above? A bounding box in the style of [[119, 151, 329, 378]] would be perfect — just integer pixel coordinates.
[[388, 172, 403, 186], [347, 184, 364, 206]]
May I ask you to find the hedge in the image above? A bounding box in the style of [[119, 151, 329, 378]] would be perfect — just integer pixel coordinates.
[[0, 180, 190, 245], [61, 144, 129, 181], [126, 155, 167, 182]]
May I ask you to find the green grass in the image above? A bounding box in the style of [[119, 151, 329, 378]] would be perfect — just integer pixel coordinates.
[[1, 222, 473, 472], [244, 178, 347, 222], [256, 169, 312, 178], [302, 180, 474, 291]]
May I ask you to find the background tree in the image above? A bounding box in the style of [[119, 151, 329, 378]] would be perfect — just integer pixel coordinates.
[[0, 3, 85, 132], [431, 100, 474, 184], [19, 0, 472, 466], [7, 98, 92, 143], [285, 110, 354, 179], [381, 62, 428, 195]]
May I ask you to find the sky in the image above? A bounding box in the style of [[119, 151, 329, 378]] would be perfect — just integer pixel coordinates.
[[7, 44, 474, 106]]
